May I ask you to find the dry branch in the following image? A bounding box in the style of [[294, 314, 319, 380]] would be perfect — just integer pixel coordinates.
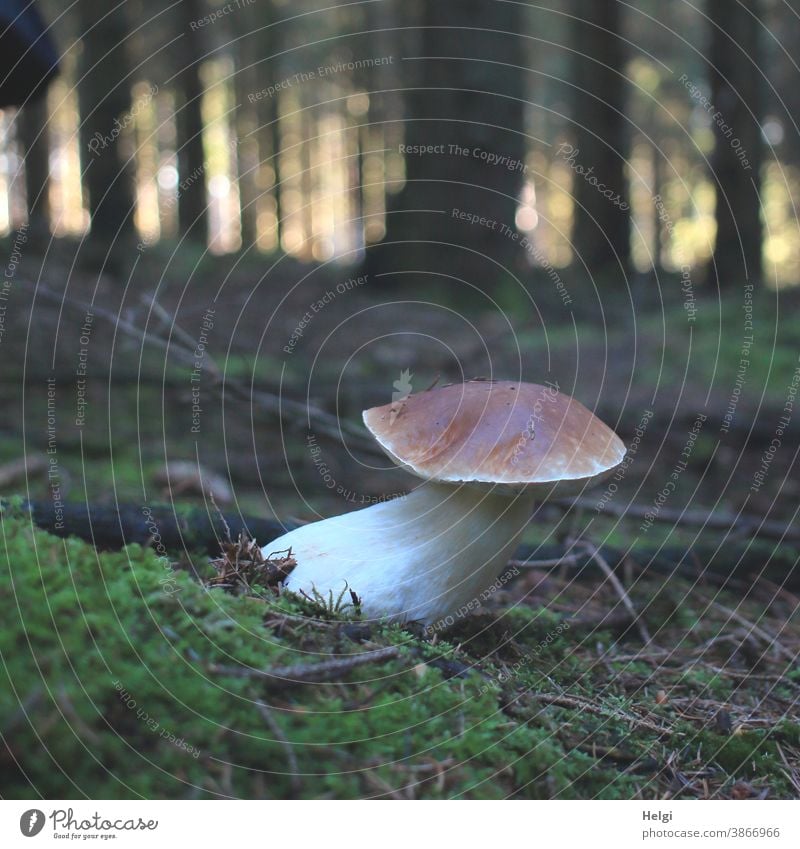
[[568, 496, 800, 544], [209, 645, 402, 687], [18, 282, 800, 560], [579, 541, 653, 645], [254, 700, 301, 793]]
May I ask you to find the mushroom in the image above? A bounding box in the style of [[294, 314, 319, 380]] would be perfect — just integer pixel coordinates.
[[269, 380, 625, 624]]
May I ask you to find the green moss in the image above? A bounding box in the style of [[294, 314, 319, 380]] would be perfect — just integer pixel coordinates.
[[0, 516, 585, 798]]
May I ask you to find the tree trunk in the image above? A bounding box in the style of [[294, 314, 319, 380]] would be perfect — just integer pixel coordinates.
[[77, 0, 135, 250], [175, 0, 208, 245], [708, 0, 764, 289], [652, 141, 662, 268], [21, 499, 288, 553], [234, 56, 259, 249], [17, 96, 51, 240], [232, 1, 277, 250], [568, 0, 631, 271], [366, 0, 527, 290], [256, 84, 281, 250]]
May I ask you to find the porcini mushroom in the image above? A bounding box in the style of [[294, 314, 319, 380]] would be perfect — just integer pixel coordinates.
[[269, 380, 625, 624]]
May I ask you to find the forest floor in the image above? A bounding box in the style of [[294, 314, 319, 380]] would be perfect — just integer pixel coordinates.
[[3, 243, 800, 524], [1, 508, 797, 799]]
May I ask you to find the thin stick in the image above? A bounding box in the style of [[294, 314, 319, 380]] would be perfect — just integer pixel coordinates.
[[149, 296, 216, 372], [508, 553, 584, 569], [698, 596, 797, 663], [255, 700, 301, 794], [208, 490, 231, 543], [775, 743, 800, 795], [581, 542, 653, 645], [209, 645, 402, 686], [691, 663, 800, 687]]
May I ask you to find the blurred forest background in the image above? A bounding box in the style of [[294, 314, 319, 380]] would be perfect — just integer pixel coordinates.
[[1, 0, 799, 535], [4, 0, 800, 278]]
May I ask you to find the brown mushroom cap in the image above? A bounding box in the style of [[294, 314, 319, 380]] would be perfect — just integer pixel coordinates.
[[362, 380, 626, 496]]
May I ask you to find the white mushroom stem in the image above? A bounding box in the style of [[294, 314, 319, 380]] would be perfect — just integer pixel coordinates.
[[267, 483, 535, 625]]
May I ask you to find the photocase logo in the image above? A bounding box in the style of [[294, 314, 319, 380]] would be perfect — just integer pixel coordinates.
[[19, 809, 45, 837], [390, 369, 413, 424]]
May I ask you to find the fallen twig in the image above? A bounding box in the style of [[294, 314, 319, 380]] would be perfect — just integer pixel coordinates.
[[697, 595, 797, 663], [255, 700, 301, 794], [508, 553, 584, 569], [579, 541, 653, 645], [209, 645, 402, 686], [33, 282, 378, 455]]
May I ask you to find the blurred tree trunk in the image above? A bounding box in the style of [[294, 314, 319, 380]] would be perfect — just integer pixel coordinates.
[[357, 0, 400, 250], [770, 0, 800, 167], [232, 1, 276, 250], [234, 52, 260, 248], [708, 0, 764, 289], [227, 1, 281, 251], [651, 144, 662, 268], [77, 0, 135, 249], [569, 0, 630, 271], [366, 0, 527, 290], [255, 84, 281, 250], [18, 97, 51, 240], [175, 0, 208, 245]]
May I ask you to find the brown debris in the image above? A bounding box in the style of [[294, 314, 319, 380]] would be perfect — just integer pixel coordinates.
[[207, 531, 296, 595]]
